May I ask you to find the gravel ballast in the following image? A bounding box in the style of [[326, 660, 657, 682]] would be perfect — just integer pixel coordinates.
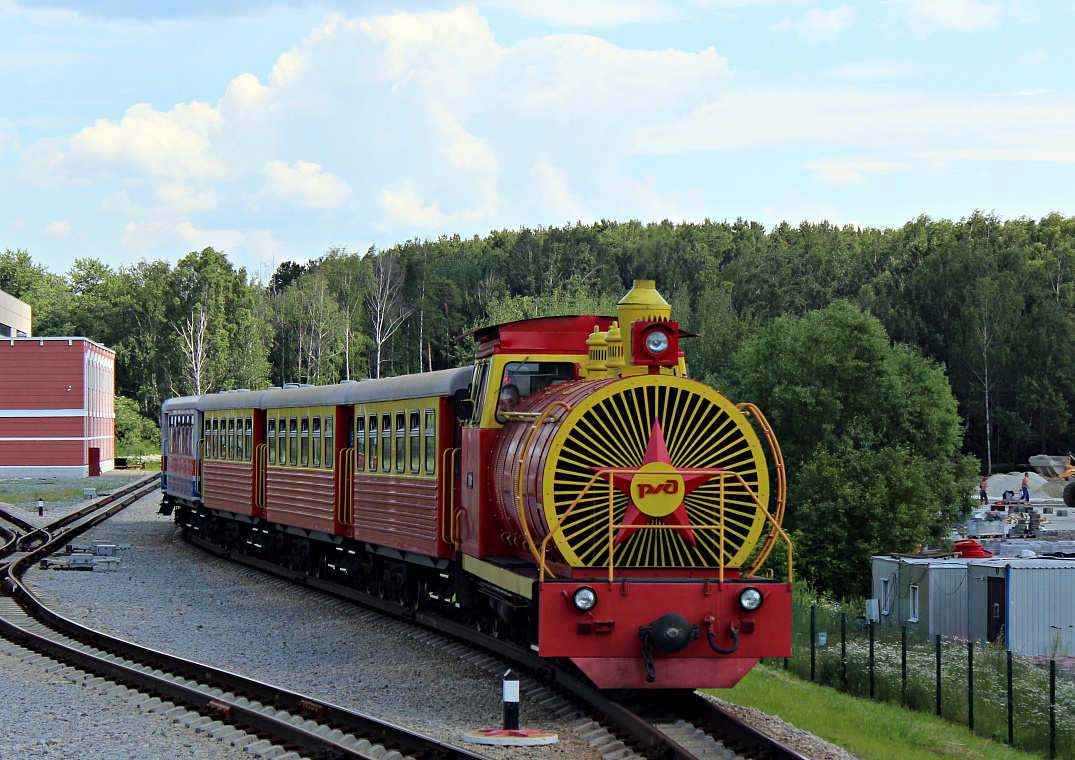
[[15, 491, 859, 760]]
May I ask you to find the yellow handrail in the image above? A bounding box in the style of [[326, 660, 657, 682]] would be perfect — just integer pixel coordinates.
[[253, 443, 268, 511], [337, 447, 355, 526], [441, 447, 460, 547], [737, 403, 787, 578], [536, 467, 794, 585], [514, 401, 573, 580]]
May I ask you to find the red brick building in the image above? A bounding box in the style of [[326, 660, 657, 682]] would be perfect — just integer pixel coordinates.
[[0, 337, 116, 477]]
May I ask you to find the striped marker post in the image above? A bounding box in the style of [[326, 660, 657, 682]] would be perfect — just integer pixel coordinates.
[[503, 669, 520, 731]]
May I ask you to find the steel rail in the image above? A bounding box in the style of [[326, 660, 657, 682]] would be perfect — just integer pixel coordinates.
[[186, 531, 812, 760], [2, 481, 485, 760]]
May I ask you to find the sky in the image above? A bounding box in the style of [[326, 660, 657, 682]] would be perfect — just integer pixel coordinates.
[[1, 0, 1073, 277]]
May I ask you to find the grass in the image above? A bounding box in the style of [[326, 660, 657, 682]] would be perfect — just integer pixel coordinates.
[[0, 486, 94, 504], [710, 665, 1047, 760]]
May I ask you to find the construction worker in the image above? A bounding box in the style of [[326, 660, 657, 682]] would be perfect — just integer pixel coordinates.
[[979, 476, 988, 503], [1021, 472, 1031, 503]]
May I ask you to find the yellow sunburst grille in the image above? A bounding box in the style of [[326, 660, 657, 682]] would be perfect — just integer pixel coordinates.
[[545, 378, 769, 568]]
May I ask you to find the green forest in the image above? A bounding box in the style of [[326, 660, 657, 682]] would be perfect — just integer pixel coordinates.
[[5, 210, 1075, 596]]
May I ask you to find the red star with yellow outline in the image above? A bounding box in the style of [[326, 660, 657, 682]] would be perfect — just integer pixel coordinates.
[[594, 420, 718, 548]]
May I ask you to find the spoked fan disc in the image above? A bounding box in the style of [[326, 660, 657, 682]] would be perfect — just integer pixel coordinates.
[[543, 376, 770, 568]]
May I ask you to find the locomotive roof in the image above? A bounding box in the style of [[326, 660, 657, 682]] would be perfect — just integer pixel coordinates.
[[183, 366, 474, 412], [463, 315, 617, 357]]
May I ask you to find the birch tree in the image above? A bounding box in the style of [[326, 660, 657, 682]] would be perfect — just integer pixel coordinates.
[[365, 249, 411, 379]]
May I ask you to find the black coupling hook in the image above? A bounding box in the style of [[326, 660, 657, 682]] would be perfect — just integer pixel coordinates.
[[707, 621, 740, 655]]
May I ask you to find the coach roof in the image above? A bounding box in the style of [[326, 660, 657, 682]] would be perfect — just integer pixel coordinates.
[[188, 366, 475, 412], [162, 395, 204, 413]]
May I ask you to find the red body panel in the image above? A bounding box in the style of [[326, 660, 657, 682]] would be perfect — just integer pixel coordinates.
[[353, 475, 439, 555], [537, 579, 791, 689], [460, 427, 511, 558], [266, 467, 336, 533], [203, 460, 255, 517]]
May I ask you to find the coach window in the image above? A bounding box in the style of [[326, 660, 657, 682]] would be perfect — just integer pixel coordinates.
[[409, 411, 420, 473], [277, 418, 286, 465], [355, 416, 365, 471], [245, 418, 253, 462], [381, 414, 392, 472], [324, 415, 334, 469], [230, 419, 238, 460], [424, 410, 436, 474], [395, 412, 406, 473], [205, 420, 211, 459], [289, 417, 298, 466], [267, 419, 276, 464], [311, 417, 321, 468], [211, 418, 219, 459], [235, 418, 244, 461], [300, 417, 310, 467], [369, 415, 378, 471], [219, 419, 227, 459]]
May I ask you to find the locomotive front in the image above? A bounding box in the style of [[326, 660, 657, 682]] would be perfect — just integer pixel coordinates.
[[463, 280, 792, 689]]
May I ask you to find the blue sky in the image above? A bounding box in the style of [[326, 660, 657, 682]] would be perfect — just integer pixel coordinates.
[[2, 0, 1072, 277]]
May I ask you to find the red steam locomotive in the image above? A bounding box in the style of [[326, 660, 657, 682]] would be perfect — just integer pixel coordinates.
[[161, 280, 792, 690]]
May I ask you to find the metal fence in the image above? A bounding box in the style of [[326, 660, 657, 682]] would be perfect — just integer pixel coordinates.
[[766, 603, 1075, 758]]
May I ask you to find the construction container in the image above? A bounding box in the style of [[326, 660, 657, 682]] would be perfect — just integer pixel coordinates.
[[967, 558, 1075, 655], [871, 556, 970, 639]]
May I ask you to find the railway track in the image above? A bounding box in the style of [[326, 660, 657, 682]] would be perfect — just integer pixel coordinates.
[[182, 530, 813, 760], [0, 478, 487, 760]]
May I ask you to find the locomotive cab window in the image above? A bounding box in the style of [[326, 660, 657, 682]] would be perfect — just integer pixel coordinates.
[[312, 416, 321, 468], [409, 411, 420, 473], [424, 410, 436, 474], [495, 361, 575, 423], [355, 416, 365, 470], [267, 419, 276, 464], [324, 415, 334, 469]]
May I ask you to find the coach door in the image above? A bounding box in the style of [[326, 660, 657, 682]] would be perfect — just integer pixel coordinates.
[[333, 407, 355, 532], [252, 409, 267, 515], [987, 576, 1006, 645]]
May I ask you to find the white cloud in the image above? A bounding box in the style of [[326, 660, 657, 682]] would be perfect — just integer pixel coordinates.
[[529, 161, 591, 220], [43, 219, 71, 238], [378, 182, 451, 229], [491, 0, 681, 27], [259, 160, 353, 210], [22, 101, 225, 187], [893, 0, 1006, 36], [804, 156, 918, 184], [632, 87, 1075, 167], [826, 60, 927, 82], [775, 5, 855, 44]]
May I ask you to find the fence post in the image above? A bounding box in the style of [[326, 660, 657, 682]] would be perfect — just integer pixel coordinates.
[[841, 612, 847, 688], [1051, 659, 1057, 760], [967, 640, 974, 732], [869, 620, 875, 699], [1007, 649, 1013, 747], [936, 634, 942, 717], [901, 625, 907, 705], [810, 605, 816, 682]]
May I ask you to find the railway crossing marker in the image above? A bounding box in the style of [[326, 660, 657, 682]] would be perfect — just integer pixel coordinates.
[[462, 669, 558, 746]]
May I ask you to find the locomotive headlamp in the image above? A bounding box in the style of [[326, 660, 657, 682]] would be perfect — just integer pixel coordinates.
[[644, 329, 670, 356], [739, 587, 764, 611], [631, 320, 680, 367], [573, 586, 598, 611]]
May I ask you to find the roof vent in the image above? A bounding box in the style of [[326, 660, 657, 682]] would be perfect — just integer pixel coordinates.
[[283, 383, 299, 388], [340, 380, 358, 384]]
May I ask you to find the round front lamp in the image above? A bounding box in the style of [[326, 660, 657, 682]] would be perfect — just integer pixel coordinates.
[[644, 329, 670, 356], [572, 586, 597, 611], [739, 587, 764, 611]]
